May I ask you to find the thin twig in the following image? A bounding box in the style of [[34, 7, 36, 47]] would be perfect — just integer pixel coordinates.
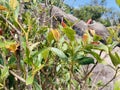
[[81, 50, 103, 90], [0, 64, 26, 83], [99, 67, 120, 90], [82, 50, 103, 81], [9, 70, 26, 83], [82, 61, 98, 81], [0, 14, 21, 35]]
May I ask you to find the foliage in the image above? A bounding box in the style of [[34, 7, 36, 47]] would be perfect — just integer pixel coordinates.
[[116, 0, 120, 7], [0, 0, 120, 90], [73, 5, 107, 21]]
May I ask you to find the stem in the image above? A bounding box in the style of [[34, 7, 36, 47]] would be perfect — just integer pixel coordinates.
[[0, 14, 21, 35], [0, 64, 26, 83], [82, 61, 98, 81], [81, 50, 103, 89], [69, 61, 74, 90], [99, 67, 119, 90]]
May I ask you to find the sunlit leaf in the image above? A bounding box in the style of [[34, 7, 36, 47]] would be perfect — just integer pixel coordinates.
[[0, 66, 9, 82], [63, 27, 75, 41], [26, 75, 34, 85], [90, 51, 103, 63], [50, 47, 67, 60], [109, 50, 120, 66], [14, 5, 19, 21], [51, 28, 60, 41], [32, 64, 45, 76], [47, 31, 54, 43], [33, 0, 37, 3], [0, 41, 5, 48], [9, 0, 18, 10], [41, 49, 49, 60], [93, 43, 108, 53], [24, 0, 30, 2], [93, 34, 102, 41], [115, 52, 120, 60]]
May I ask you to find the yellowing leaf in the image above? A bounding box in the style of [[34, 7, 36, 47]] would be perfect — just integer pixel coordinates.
[[89, 29, 95, 36], [51, 28, 60, 41], [6, 43, 19, 53], [9, 0, 18, 10], [0, 5, 7, 11], [82, 33, 88, 44]]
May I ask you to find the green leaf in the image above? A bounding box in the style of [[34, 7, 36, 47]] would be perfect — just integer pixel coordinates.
[[8, 55, 16, 68], [77, 56, 94, 65], [32, 64, 45, 76], [26, 75, 34, 85], [90, 51, 103, 63], [116, 0, 120, 7], [33, 81, 42, 90], [26, 47, 30, 59], [114, 80, 120, 90], [41, 49, 49, 60], [109, 50, 120, 66], [63, 27, 75, 41], [94, 43, 108, 53], [33, 54, 43, 67], [93, 34, 102, 41], [14, 5, 19, 21], [0, 41, 5, 48], [47, 31, 54, 43], [0, 66, 9, 82], [21, 37, 26, 50], [50, 47, 68, 60], [115, 52, 120, 60], [37, 26, 48, 33]]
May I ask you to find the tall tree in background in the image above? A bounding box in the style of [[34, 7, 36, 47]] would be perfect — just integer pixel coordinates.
[[72, 0, 108, 22]]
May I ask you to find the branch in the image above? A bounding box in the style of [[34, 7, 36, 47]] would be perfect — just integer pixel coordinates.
[[82, 61, 98, 81], [99, 67, 120, 90], [0, 64, 26, 83], [9, 70, 26, 83], [0, 14, 21, 35]]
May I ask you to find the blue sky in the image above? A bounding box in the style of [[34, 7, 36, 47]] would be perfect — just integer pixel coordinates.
[[64, 0, 120, 11]]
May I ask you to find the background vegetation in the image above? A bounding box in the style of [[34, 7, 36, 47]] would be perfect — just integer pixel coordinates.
[[0, 0, 120, 90]]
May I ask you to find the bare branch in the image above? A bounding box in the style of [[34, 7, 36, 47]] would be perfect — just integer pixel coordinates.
[[99, 67, 120, 90], [0, 64, 25, 83], [0, 14, 21, 35]]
